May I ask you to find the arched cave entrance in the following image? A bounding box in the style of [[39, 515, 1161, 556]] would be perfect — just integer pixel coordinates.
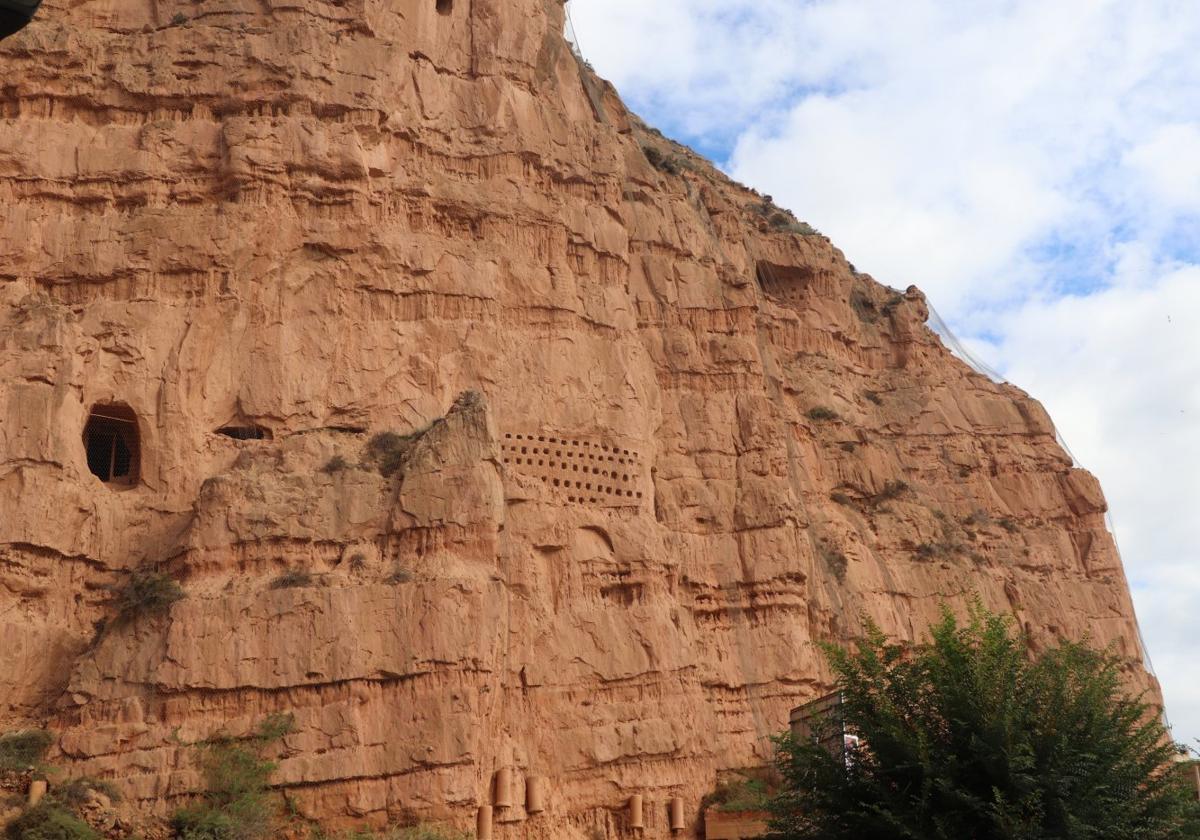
[[436, 0, 452, 15], [83, 404, 140, 487]]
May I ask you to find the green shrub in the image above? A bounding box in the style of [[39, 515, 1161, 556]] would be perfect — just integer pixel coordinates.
[[963, 509, 992, 527], [3, 803, 99, 840], [270, 571, 314, 590], [0, 730, 53, 771], [789, 221, 821, 236], [384, 567, 413, 585], [365, 424, 433, 478], [641, 144, 685, 175], [320, 455, 350, 474], [806, 407, 839, 423], [52, 778, 120, 808], [819, 546, 849, 583], [172, 716, 294, 840], [112, 570, 184, 625], [871, 480, 909, 505]]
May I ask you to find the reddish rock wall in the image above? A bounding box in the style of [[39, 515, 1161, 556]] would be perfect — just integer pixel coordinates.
[[0, 0, 1155, 836]]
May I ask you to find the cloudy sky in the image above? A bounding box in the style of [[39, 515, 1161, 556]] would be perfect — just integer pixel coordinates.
[[569, 0, 1200, 749]]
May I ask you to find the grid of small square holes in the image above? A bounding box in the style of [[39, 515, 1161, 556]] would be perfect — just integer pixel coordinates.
[[501, 433, 645, 506], [761, 277, 806, 305]]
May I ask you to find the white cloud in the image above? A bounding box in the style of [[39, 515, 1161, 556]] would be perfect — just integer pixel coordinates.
[[570, 0, 1200, 748]]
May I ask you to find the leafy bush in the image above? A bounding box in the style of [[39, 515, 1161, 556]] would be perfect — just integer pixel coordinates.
[[3, 803, 99, 840], [769, 603, 1200, 839], [112, 570, 184, 625], [270, 571, 314, 590], [172, 715, 294, 840], [0, 730, 53, 771], [806, 407, 839, 423]]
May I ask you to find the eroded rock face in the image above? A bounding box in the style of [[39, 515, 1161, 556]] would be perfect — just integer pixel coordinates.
[[0, 0, 1156, 836]]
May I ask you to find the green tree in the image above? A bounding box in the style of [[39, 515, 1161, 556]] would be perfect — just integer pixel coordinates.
[[770, 603, 1200, 840]]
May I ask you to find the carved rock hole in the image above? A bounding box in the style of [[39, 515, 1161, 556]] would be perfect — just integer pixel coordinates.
[[83, 404, 140, 487]]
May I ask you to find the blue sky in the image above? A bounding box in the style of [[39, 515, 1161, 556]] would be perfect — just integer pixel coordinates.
[[570, 0, 1200, 750]]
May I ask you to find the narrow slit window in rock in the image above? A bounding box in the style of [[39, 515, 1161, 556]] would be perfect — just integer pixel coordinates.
[[216, 425, 272, 441]]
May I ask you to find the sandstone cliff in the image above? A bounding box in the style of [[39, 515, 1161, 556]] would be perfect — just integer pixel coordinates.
[[0, 0, 1155, 836]]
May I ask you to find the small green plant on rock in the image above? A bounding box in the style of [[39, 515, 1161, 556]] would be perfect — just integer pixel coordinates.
[[52, 778, 120, 809], [0, 730, 52, 772], [850, 290, 879, 323], [365, 423, 435, 478], [270, 570, 314, 590], [806, 406, 839, 423], [320, 455, 350, 474], [871, 480, 909, 506], [384, 567, 413, 585], [703, 767, 780, 814], [3, 802, 99, 840], [172, 715, 294, 840], [641, 144, 685, 175], [111, 570, 184, 626], [819, 546, 849, 583]]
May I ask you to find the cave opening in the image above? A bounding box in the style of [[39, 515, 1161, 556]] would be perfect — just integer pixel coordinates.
[[436, 0, 452, 15], [83, 404, 140, 487], [216, 425, 272, 441]]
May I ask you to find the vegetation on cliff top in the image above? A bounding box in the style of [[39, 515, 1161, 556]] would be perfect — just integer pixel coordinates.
[[769, 603, 1200, 839]]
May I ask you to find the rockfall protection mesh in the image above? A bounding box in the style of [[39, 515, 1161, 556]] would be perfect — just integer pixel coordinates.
[[926, 299, 1163, 716], [563, 1, 584, 60]]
